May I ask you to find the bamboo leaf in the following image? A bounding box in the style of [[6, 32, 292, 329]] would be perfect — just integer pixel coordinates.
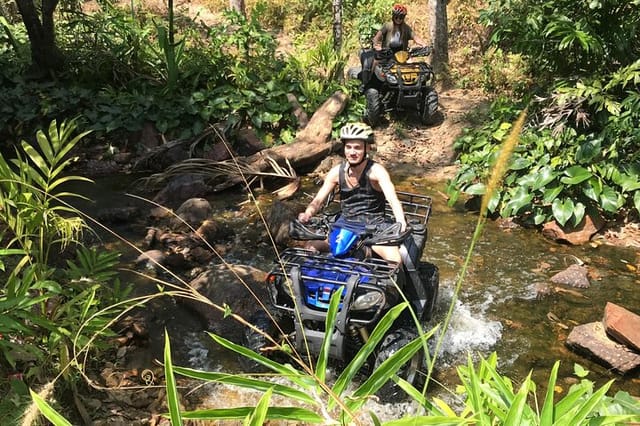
[[172, 366, 317, 405], [163, 330, 183, 425], [330, 302, 409, 407], [316, 288, 341, 383], [29, 388, 73, 426], [540, 361, 560, 423], [206, 333, 307, 387], [180, 407, 323, 423], [246, 387, 272, 426]]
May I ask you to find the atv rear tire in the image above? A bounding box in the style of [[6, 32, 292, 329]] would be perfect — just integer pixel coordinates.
[[418, 262, 439, 322], [241, 309, 277, 372], [420, 88, 439, 125], [374, 328, 424, 401], [365, 88, 382, 127]]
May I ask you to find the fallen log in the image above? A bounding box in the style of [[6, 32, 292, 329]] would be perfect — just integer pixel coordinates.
[[140, 91, 348, 194]]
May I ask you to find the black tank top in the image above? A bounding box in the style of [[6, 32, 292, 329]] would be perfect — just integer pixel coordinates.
[[338, 160, 386, 223]]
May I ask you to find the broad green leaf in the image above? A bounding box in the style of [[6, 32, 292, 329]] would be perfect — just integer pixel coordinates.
[[486, 190, 501, 213], [180, 407, 323, 423], [634, 191, 640, 215], [172, 367, 317, 405], [552, 198, 574, 226], [575, 139, 602, 163], [163, 331, 183, 425], [572, 202, 586, 227], [501, 187, 533, 217], [560, 166, 592, 185], [600, 186, 622, 212], [618, 174, 640, 192], [30, 389, 73, 426], [509, 155, 532, 170], [532, 166, 558, 190], [464, 182, 486, 195], [542, 185, 563, 204], [582, 178, 601, 201]]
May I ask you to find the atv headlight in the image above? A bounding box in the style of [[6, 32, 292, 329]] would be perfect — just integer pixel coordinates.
[[387, 74, 398, 84], [352, 291, 384, 311]]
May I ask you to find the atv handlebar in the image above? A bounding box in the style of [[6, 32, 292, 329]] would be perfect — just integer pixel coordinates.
[[362, 222, 412, 246], [289, 217, 411, 246], [289, 217, 329, 241]]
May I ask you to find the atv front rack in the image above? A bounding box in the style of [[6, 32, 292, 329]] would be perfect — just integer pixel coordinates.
[[267, 248, 402, 360], [269, 247, 400, 321]]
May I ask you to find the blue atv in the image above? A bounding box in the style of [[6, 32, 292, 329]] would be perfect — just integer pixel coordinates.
[[243, 191, 439, 389]]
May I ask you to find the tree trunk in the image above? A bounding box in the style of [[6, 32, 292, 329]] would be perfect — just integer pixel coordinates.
[[332, 0, 344, 82], [229, 0, 246, 17], [15, 0, 64, 76], [332, 0, 342, 52], [427, 0, 448, 76]]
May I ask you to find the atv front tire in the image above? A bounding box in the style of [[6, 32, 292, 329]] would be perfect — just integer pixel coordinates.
[[365, 88, 382, 127], [418, 261, 439, 322], [374, 328, 424, 401], [420, 88, 439, 125]]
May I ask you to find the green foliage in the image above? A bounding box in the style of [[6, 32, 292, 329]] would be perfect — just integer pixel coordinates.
[[447, 97, 640, 226], [425, 353, 640, 424], [480, 0, 640, 78], [0, 120, 130, 410]]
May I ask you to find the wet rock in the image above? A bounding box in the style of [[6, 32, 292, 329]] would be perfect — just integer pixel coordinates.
[[96, 206, 141, 224], [235, 127, 265, 156], [152, 174, 210, 210], [604, 302, 640, 352], [170, 198, 213, 230], [266, 199, 299, 246], [542, 212, 604, 245], [143, 227, 159, 249], [194, 219, 221, 246], [203, 141, 234, 161], [566, 321, 640, 375], [550, 264, 590, 288], [135, 250, 166, 269], [178, 264, 269, 338]]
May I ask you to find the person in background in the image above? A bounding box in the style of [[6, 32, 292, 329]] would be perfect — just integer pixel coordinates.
[[372, 4, 427, 52], [298, 122, 407, 264]]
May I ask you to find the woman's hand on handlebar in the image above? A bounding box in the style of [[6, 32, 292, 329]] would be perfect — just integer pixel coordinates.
[[298, 211, 312, 223]]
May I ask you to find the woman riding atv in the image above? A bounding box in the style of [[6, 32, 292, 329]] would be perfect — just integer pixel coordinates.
[[373, 4, 427, 52]]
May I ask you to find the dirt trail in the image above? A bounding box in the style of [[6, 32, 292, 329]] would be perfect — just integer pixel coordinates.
[[372, 88, 488, 182]]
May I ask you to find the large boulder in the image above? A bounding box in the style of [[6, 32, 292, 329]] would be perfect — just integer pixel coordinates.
[[542, 212, 604, 245], [170, 198, 213, 230], [178, 264, 270, 341]]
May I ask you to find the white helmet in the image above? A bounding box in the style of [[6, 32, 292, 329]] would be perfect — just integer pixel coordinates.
[[340, 122, 374, 143]]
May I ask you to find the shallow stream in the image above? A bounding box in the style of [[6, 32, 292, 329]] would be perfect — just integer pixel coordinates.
[[79, 174, 640, 412]]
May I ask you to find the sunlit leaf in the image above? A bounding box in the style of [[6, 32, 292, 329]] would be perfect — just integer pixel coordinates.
[[552, 198, 574, 226], [29, 388, 73, 426], [560, 166, 592, 185]]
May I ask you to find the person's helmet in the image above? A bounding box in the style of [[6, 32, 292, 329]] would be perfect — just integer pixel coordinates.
[[340, 122, 374, 143], [392, 4, 407, 18]]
